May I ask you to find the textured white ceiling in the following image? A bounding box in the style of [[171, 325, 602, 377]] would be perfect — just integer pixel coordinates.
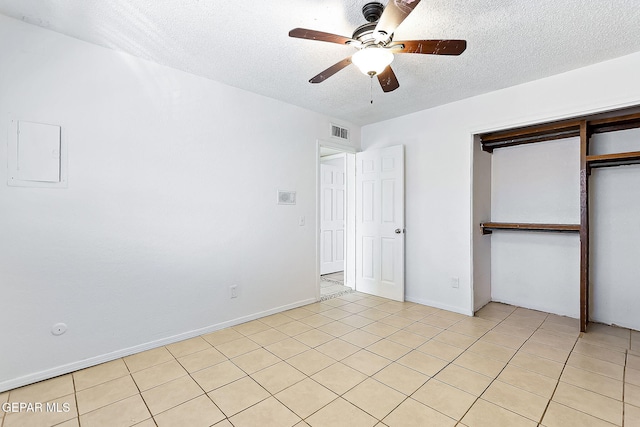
[[1, 0, 639, 125]]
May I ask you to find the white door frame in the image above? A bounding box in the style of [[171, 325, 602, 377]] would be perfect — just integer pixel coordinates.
[[316, 139, 357, 301]]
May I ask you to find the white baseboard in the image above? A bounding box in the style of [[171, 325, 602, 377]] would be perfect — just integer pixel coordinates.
[[0, 297, 316, 393], [490, 297, 579, 319], [405, 295, 474, 316], [474, 297, 492, 313]]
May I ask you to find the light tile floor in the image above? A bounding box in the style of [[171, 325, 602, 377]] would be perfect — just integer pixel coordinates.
[[320, 272, 352, 300], [3, 293, 640, 426]]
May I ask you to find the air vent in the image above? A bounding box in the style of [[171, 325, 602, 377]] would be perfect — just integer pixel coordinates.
[[330, 124, 350, 141]]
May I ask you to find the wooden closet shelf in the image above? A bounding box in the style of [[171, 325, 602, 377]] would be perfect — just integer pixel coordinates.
[[480, 112, 640, 152], [481, 122, 581, 152], [589, 112, 640, 134], [480, 222, 581, 235], [587, 151, 640, 168]]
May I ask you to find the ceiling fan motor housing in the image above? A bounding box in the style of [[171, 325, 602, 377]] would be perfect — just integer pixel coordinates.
[[362, 2, 384, 22], [352, 22, 377, 44], [355, 2, 389, 45]]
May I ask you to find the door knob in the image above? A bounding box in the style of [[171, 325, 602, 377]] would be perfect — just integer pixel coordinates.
[[395, 229, 403, 234]]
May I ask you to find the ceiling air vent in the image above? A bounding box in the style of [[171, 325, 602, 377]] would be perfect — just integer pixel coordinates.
[[330, 124, 349, 141]]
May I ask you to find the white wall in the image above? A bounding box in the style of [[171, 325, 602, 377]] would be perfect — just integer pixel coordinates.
[[0, 15, 360, 392], [491, 139, 580, 224], [490, 138, 580, 317], [362, 50, 640, 318], [590, 129, 640, 329]]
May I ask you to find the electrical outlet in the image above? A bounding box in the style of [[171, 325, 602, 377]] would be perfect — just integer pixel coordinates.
[[451, 277, 459, 289], [230, 285, 238, 299]]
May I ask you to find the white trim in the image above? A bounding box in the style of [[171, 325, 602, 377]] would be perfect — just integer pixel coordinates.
[[406, 295, 473, 316], [315, 143, 322, 302], [0, 297, 315, 393], [469, 132, 476, 316], [491, 297, 579, 319], [317, 139, 357, 154], [469, 100, 640, 136], [344, 152, 357, 290], [321, 152, 346, 161]]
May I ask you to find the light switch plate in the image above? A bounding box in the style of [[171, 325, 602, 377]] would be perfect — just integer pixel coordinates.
[[277, 190, 296, 205]]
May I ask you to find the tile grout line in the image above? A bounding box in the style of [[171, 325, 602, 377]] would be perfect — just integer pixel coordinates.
[[177, 332, 277, 425], [223, 342, 306, 424], [263, 307, 393, 424], [2, 381, 13, 427], [435, 306, 536, 425], [253, 300, 432, 424], [502, 312, 560, 425], [624, 329, 633, 427], [125, 354, 157, 427], [316, 306, 502, 424], [302, 308, 625, 426], [535, 328, 580, 427], [623, 349, 628, 427], [256, 300, 382, 423], [451, 308, 585, 425], [70, 373, 79, 427], [544, 326, 633, 427], [200, 304, 381, 424], [401, 306, 526, 423], [294, 303, 476, 424]]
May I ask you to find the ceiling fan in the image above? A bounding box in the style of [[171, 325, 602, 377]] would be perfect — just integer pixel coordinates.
[[289, 0, 467, 93]]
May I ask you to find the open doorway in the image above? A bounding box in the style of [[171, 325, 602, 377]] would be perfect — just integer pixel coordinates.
[[317, 141, 356, 300]]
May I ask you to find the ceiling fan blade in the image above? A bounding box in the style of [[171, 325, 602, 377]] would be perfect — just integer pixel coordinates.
[[387, 39, 467, 55], [289, 28, 356, 46], [309, 57, 353, 83], [374, 0, 422, 39], [377, 66, 400, 92]]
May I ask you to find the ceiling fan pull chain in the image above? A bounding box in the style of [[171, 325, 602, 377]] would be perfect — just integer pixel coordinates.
[[370, 75, 374, 104]]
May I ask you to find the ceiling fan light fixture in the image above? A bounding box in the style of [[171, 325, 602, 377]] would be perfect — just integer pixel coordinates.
[[352, 47, 394, 76]]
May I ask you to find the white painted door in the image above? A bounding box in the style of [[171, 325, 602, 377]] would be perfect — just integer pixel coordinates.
[[320, 162, 345, 275], [355, 145, 405, 301]]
